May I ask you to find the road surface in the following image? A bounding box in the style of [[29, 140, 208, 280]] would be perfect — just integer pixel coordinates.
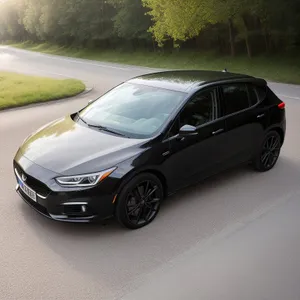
[[0, 46, 300, 300]]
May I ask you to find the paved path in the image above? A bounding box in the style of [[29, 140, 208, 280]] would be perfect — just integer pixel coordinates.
[[0, 46, 300, 300]]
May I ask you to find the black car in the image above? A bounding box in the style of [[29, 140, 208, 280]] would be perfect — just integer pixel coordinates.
[[14, 70, 286, 229]]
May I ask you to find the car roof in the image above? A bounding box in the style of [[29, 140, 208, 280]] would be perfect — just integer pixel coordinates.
[[128, 70, 265, 93]]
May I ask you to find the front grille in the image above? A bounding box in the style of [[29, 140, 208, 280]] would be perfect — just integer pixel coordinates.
[[14, 162, 51, 196], [18, 189, 50, 217]]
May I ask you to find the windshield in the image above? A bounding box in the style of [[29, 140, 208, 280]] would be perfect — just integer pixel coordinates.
[[79, 83, 186, 138]]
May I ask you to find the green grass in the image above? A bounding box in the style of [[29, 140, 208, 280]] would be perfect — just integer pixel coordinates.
[[10, 41, 300, 85], [0, 71, 85, 110]]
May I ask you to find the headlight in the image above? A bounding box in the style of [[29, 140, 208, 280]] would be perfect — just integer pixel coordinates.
[[55, 167, 117, 187]]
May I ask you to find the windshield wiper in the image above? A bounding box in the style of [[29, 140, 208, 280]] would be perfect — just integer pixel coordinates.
[[75, 113, 127, 137], [76, 113, 88, 125], [87, 124, 127, 137]]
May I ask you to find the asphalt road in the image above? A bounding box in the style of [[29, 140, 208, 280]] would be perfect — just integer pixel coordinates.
[[0, 46, 300, 300]]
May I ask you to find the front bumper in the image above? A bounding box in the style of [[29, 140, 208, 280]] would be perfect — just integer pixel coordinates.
[[14, 155, 116, 223]]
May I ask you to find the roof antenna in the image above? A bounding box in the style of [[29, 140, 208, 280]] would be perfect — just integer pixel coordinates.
[[222, 68, 228, 72]]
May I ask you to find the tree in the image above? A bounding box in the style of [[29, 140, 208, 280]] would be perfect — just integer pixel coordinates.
[[57, 0, 116, 47], [142, 0, 254, 56], [110, 0, 152, 44], [0, 0, 299, 56], [0, 0, 26, 41], [142, 0, 217, 47]]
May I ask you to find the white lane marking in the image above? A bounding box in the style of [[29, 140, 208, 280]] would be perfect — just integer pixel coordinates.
[[44, 55, 131, 71], [0, 66, 75, 80], [31, 69, 75, 79], [3, 46, 154, 72], [277, 94, 300, 100]]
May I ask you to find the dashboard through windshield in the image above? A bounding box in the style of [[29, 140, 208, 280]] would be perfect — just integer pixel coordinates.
[[79, 83, 186, 138]]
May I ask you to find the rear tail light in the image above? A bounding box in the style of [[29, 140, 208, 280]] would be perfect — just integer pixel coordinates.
[[278, 102, 285, 110]]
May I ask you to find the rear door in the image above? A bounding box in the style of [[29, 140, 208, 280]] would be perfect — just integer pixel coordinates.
[[220, 82, 268, 167]]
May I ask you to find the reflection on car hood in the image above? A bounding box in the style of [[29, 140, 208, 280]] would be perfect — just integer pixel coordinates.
[[20, 115, 146, 175]]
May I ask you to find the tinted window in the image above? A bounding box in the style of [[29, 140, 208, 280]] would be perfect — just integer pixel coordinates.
[[168, 88, 218, 137], [256, 85, 267, 101], [222, 84, 250, 115], [180, 89, 218, 127], [79, 83, 186, 138], [247, 85, 259, 106], [168, 118, 180, 137]]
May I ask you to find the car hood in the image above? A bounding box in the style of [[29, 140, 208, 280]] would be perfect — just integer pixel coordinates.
[[20, 115, 147, 175]]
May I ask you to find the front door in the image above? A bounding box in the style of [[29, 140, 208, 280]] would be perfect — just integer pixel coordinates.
[[162, 87, 227, 192]]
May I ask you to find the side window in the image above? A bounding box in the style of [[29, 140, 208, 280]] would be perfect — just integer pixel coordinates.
[[180, 88, 218, 127], [168, 117, 180, 138], [167, 88, 218, 138], [256, 85, 267, 102], [222, 84, 250, 115], [247, 84, 259, 106]]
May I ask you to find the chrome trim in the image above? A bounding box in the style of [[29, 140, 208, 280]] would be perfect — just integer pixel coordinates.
[[14, 168, 22, 180], [37, 193, 47, 200], [49, 214, 69, 219], [21, 173, 27, 182], [62, 202, 88, 206], [49, 214, 95, 221], [15, 168, 47, 200]]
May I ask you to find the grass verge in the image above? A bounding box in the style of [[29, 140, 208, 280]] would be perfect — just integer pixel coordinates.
[[10, 41, 300, 85], [0, 71, 85, 110]]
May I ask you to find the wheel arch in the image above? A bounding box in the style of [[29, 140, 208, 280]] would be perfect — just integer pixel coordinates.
[[114, 167, 168, 209], [267, 126, 285, 145]]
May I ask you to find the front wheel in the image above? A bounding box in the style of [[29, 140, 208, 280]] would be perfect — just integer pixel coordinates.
[[115, 173, 164, 229], [253, 131, 282, 172]]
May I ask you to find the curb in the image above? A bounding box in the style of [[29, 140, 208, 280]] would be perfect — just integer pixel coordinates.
[[79, 86, 94, 96]]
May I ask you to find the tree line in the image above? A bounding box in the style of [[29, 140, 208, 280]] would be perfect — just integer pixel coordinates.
[[0, 0, 299, 57]]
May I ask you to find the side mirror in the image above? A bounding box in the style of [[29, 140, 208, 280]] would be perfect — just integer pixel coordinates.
[[178, 125, 198, 138]]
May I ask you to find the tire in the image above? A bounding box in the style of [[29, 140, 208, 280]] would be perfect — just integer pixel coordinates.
[[253, 130, 282, 172], [115, 173, 164, 229]]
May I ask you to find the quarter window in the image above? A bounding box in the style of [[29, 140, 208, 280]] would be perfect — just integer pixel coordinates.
[[222, 84, 250, 115]]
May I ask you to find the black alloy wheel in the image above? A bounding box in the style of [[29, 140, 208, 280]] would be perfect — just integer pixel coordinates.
[[253, 131, 282, 172], [116, 173, 164, 229]]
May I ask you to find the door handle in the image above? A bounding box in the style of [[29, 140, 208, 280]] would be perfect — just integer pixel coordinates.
[[162, 151, 170, 157], [257, 114, 265, 119], [212, 129, 224, 135]]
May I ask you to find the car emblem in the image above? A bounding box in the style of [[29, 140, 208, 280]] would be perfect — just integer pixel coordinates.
[[21, 174, 27, 182]]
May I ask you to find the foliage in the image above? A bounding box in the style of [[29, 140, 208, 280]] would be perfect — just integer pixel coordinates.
[[0, 0, 299, 56], [110, 0, 152, 41], [142, 0, 216, 47]]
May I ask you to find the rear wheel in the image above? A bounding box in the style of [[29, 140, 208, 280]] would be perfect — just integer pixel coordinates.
[[116, 173, 164, 229], [253, 131, 282, 172]]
